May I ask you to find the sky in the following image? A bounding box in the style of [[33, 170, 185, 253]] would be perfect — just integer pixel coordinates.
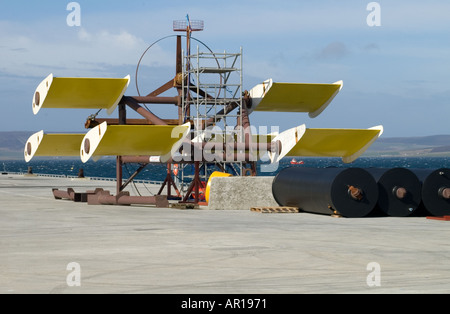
[[1, 0, 450, 138]]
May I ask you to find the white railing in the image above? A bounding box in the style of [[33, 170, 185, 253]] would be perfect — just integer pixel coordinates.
[[1, 172, 163, 185]]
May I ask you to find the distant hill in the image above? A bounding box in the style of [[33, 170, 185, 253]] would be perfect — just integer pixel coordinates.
[[365, 135, 450, 157], [1, 131, 450, 160], [0, 131, 33, 160]]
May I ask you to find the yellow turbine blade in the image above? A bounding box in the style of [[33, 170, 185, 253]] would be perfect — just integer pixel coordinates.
[[24, 131, 85, 162], [249, 79, 343, 118], [81, 122, 191, 163], [286, 126, 383, 163], [32, 74, 130, 115]]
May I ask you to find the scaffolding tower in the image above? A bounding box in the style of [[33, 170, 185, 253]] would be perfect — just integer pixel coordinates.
[[179, 46, 247, 197]]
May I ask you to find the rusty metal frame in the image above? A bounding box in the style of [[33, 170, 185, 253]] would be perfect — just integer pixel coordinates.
[[53, 31, 259, 207]]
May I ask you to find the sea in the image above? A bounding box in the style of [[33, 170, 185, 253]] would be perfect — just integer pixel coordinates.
[[2, 156, 450, 182]]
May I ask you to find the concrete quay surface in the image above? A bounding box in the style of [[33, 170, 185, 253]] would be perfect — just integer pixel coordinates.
[[1, 174, 450, 294]]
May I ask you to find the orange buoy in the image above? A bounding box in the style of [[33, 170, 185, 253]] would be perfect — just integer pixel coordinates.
[[173, 164, 179, 176]]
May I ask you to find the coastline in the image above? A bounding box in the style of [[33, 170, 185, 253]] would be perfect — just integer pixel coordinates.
[[2, 132, 450, 161]]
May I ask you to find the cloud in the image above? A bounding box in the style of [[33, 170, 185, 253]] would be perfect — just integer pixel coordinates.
[[77, 28, 143, 51], [363, 43, 380, 52], [316, 42, 350, 60], [0, 23, 173, 78]]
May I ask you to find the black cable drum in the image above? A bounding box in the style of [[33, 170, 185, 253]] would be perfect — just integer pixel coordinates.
[[411, 168, 450, 216], [366, 168, 422, 217], [272, 167, 378, 218]]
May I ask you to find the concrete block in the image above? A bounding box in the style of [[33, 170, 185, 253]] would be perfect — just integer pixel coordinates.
[[207, 176, 279, 210]]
